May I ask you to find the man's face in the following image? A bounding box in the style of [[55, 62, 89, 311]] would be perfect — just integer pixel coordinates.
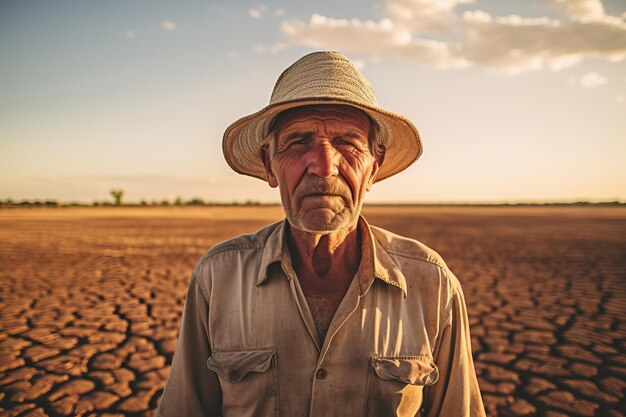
[[263, 105, 380, 234]]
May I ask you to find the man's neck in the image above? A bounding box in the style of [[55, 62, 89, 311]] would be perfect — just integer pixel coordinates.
[[287, 223, 361, 278]]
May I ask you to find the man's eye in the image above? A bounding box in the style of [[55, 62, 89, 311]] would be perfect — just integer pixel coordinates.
[[289, 138, 308, 146], [336, 138, 357, 147]]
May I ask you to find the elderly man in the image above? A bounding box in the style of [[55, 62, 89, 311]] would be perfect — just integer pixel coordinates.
[[157, 51, 485, 417]]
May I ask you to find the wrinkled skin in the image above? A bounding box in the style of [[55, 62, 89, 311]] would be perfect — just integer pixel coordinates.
[[262, 105, 380, 235]]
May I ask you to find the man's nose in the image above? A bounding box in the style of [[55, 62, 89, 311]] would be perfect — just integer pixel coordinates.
[[307, 142, 339, 178]]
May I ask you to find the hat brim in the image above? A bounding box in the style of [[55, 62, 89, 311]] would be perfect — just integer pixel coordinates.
[[222, 97, 422, 183]]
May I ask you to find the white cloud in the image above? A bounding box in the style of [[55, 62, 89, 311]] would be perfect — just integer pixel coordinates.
[[282, 14, 466, 68], [227, 51, 239, 60], [552, 0, 606, 22], [123, 30, 136, 39], [386, 0, 474, 33], [617, 94, 624, 103], [278, 0, 626, 74], [161, 21, 177, 31], [579, 72, 608, 88], [568, 72, 608, 88], [458, 10, 626, 73], [251, 5, 284, 19]]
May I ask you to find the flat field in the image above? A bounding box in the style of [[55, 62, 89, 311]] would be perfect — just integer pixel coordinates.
[[1, 206, 625, 417]]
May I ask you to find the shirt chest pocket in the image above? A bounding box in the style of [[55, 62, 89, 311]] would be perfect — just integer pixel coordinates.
[[207, 348, 278, 417], [364, 355, 439, 417]]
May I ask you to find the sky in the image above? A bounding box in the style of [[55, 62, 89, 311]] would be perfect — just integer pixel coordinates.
[[1, 0, 625, 204]]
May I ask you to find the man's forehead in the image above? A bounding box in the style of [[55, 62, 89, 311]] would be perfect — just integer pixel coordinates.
[[272, 105, 372, 133]]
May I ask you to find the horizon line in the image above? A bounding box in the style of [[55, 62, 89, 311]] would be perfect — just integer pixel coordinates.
[[2, 198, 625, 207]]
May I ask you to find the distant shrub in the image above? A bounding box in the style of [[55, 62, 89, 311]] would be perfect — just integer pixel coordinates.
[[186, 197, 205, 206]]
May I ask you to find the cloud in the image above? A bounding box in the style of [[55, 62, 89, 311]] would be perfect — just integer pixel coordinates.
[[579, 71, 608, 88], [250, 5, 270, 19], [277, 0, 626, 74], [122, 30, 136, 39], [274, 8, 286, 17], [161, 21, 177, 31], [551, 0, 606, 22], [281, 14, 467, 68], [567, 71, 608, 87], [386, 0, 474, 33], [617, 94, 624, 102], [458, 10, 626, 73]]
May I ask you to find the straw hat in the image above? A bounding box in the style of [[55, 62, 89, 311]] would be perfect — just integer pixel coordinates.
[[222, 51, 422, 182]]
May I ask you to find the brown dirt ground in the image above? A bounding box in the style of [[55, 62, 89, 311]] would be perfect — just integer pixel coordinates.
[[1, 206, 624, 417]]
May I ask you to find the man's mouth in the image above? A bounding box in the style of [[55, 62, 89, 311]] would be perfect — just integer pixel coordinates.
[[296, 177, 351, 204], [303, 193, 341, 198]]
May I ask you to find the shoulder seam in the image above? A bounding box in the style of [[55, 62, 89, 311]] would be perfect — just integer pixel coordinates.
[[192, 240, 269, 297], [196, 220, 283, 264], [383, 248, 448, 270], [192, 244, 265, 294], [199, 243, 264, 263]]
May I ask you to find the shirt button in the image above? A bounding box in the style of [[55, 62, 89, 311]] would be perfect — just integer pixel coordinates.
[[315, 368, 327, 379]]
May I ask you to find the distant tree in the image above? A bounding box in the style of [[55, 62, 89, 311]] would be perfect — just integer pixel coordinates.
[[186, 197, 205, 206], [110, 189, 124, 206], [140, 199, 148, 206], [174, 196, 183, 206], [160, 199, 170, 206]]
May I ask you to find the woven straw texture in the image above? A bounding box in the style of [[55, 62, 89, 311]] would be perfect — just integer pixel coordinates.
[[222, 51, 422, 182]]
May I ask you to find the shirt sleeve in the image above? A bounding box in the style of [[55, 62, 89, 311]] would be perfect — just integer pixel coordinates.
[[156, 274, 222, 417], [424, 275, 486, 417]]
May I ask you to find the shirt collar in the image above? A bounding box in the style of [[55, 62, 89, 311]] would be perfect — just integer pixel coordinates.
[[256, 217, 407, 297], [359, 216, 408, 297], [256, 220, 286, 286]]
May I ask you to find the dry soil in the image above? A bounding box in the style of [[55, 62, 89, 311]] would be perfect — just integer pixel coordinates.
[[1, 206, 624, 417]]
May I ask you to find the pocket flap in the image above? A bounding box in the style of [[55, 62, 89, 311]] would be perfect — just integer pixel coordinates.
[[371, 356, 439, 386], [207, 348, 276, 383]]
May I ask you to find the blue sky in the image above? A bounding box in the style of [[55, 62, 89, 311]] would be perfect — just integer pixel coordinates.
[[1, 0, 625, 203]]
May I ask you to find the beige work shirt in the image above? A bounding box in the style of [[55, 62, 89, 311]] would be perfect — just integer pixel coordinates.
[[157, 217, 485, 417]]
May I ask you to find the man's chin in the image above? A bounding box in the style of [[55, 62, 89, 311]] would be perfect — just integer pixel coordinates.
[[288, 208, 355, 234]]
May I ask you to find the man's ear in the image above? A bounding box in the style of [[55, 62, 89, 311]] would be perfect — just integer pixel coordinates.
[[261, 144, 279, 188], [366, 160, 380, 191]]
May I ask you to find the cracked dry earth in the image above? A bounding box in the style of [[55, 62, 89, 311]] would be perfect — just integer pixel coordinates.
[[1, 206, 625, 417]]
